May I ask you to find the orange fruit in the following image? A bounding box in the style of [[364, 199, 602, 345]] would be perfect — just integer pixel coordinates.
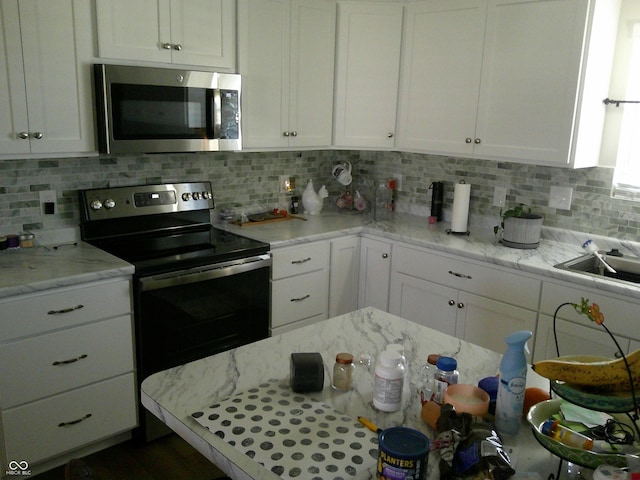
[[523, 387, 551, 415]]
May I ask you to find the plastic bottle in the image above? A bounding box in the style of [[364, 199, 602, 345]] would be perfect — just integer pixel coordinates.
[[495, 330, 533, 435], [433, 356, 459, 404], [541, 419, 594, 450], [374, 181, 392, 221], [420, 354, 441, 402], [373, 350, 405, 412]]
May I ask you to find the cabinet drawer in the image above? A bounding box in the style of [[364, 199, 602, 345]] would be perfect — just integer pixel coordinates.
[[3, 373, 137, 464], [540, 282, 640, 341], [272, 270, 329, 328], [0, 315, 134, 409], [393, 245, 540, 310], [0, 279, 132, 341], [272, 242, 330, 280]]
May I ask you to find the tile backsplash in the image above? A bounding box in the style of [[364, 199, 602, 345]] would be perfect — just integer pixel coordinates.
[[1, 150, 638, 241]]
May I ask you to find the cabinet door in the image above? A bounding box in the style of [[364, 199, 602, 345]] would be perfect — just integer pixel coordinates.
[[389, 272, 458, 336], [457, 292, 537, 359], [333, 2, 403, 148], [16, 0, 93, 154], [358, 238, 392, 311], [288, 0, 336, 147], [169, 0, 236, 68], [96, 0, 172, 63], [534, 314, 631, 363], [329, 236, 360, 317], [0, 1, 29, 155], [474, 0, 588, 164], [238, 0, 290, 148], [397, 0, 485, 155]]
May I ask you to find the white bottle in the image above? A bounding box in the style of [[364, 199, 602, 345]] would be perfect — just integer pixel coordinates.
[[373, 350, 405, 412]]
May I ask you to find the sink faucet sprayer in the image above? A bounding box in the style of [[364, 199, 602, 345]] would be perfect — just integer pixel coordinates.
[[582, 240, 617, 274]]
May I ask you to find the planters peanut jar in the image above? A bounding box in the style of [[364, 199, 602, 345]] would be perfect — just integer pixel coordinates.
[[377, 427, 430, 480]]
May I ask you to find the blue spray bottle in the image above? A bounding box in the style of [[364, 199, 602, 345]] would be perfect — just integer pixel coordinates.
[[495, 330, 533, 436]]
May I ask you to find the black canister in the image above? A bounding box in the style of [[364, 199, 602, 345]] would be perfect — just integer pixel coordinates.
[[430, 182, 443, 221]]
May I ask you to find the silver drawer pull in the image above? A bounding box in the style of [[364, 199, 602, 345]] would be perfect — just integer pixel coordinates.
[[291, 257, 311, 264], [448, 270, 472, 280], [58, 413, 92, 427], [47, 304, 84, 315], [290, 294, 310, 302], [52, 354, 88, 366]]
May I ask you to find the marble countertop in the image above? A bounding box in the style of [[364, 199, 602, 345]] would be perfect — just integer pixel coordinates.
[[219, 211, 640, 299], [0, 242, 134, 299], [141, 307, 558, 480]]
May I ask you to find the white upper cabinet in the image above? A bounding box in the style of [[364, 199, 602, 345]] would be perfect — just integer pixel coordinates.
[[333, 2, 404, 149], [397, 0, 621, 168], [96, 0, 236, 69], [238, 0, 336, 149], [0, 0, 95, 156]]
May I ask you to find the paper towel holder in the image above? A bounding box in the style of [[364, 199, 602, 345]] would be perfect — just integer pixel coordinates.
[[447, 180, 471, 236]]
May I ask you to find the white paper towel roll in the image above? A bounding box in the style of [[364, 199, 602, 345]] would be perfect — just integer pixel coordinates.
[[451, 182, 471, 233]]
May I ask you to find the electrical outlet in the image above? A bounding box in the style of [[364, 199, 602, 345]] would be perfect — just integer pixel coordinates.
[[549, 186, 573, 210], [393, 173, 403, 191], [39, 190, 56, 215], [493, 187, 507, 207]]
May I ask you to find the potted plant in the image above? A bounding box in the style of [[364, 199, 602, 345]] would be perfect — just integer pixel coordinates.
[[494, 204, 543, 249]]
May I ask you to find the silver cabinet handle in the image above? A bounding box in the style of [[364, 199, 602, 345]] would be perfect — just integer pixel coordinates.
[[457, 302, 464, 309], [18, 132, 29, 139], [448, 270, 472, 280], [448, 300, 455, 306], [290, 131, 297, 137], [47, 304, 84, 315], [173, 43, 182, 51], [382, 253, 389, 259], [387, 132, 394, 138], [290, 294, 310, 302], [33, 132, 43, 139], [162, 42, 172, 49], [291, 257, 311, 264], [52, 354, 88, 366], [58, 413, 92, 427], [465, 137, 472, 144], [283, 131, 290, 137], [474, 138, 481, 144]]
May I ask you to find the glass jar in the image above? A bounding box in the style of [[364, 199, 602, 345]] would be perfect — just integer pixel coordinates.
[[332, 353, 355, 391], [19, 231, 35, 248]]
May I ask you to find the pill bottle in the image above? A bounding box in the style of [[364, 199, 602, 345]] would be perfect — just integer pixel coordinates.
[[332, 353, 355, 391], [433, 356, 459, 404], [541, 419, 594, 450], [373, 349, 404, 412]]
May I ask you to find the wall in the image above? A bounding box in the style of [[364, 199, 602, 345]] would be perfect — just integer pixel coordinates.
[[0, 150, 638, 241]]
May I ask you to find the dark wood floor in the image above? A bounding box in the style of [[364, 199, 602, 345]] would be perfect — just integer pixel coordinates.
[[31, 434, 228, 480]]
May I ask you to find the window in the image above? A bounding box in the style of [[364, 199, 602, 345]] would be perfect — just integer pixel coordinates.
[[612, 22, 640, 200]]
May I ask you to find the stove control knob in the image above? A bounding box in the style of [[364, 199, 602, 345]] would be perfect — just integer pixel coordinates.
[[90, 200, 103, 210], [202, 191, 212, 200], [182, 192, 191, 201], [104, 198, 116, 209], [192, 191, 202, 200]]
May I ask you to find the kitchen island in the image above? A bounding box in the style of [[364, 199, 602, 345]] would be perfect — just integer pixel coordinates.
[[141, 307, 557, 480]]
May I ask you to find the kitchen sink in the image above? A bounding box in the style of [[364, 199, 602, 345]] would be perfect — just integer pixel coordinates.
[[554, 250, 640, 285]]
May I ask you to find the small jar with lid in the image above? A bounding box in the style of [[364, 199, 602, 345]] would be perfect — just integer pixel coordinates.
[[432, 356, 459, 404], [332, 353, 355, 391], [19, 231, 35, 248]]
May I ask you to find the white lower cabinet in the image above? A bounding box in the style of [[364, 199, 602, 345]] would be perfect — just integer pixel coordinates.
[[533, 281, 640, 362], [271, 241, 330, 334], [389, 243, 539, 356], [329, 236, 360, 317], [358, 237, 392, 311], [0, 278, 136, 468]]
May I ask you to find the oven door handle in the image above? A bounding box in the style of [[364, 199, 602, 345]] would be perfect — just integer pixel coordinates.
[[139, 254, 272, 291]]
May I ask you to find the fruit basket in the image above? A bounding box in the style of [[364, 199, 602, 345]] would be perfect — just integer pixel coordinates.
[[527, 399, 628, 469]]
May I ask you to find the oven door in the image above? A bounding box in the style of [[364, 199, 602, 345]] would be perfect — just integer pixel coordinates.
[[135, 254, 271, 377]]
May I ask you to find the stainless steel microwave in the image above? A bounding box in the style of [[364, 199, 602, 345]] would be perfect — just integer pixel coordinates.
[[94, 64, 241, 154]]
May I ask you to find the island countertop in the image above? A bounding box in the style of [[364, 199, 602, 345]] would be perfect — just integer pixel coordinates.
[[141, 307, 557, 480]]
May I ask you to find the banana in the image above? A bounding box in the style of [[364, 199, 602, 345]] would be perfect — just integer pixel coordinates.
[[532, 348, 640, 392]]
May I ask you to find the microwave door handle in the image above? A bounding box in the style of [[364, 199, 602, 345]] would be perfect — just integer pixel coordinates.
[[211, 89, 221, 139]]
